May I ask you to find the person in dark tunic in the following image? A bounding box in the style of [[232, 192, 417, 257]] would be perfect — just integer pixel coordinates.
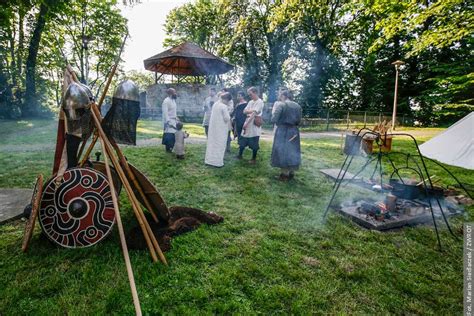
[[271, 90, 302, 181], [233, 91, 248, 146]]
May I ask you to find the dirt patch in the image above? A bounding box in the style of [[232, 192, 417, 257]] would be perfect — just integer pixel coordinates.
[[0, 188, 32, 224], [302, 256, 321, 267]]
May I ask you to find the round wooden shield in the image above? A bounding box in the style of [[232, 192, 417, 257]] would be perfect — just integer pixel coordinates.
[[38, 168, 115, 248], [89, 161, 122, 195], [21, 174, 44, 252], [128, 163, 170, 223]]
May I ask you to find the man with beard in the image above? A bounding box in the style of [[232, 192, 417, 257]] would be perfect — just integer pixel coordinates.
[[161, 88, 178, 152]]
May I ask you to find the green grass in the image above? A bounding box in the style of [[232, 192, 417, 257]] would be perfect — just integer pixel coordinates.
[[0, 119, 472, 314], [136, 120, 206, 139]]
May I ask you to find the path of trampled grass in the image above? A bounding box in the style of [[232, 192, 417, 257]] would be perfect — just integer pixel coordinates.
[[0, 119, 471, 314]]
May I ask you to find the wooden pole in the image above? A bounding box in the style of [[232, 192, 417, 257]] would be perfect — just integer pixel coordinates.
[[391, 60, 404, 130], [105, 136, 167, 265], [98, 134, 142, 316], [89, 105, 159, 263], [77, 60, 118, 162], [90, 104, 167, 265], [391, 66, 399, 130], [77, 33, 128, 162], [97, 63, 117, 109], [79, 134, 98, 167], [66, 65, 79, 83], [325, 109, 330, 131], [110, 139, 160, 223], [83, 103, 161, 224]]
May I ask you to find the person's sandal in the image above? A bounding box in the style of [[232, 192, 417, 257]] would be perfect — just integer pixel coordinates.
[[249, 159, 256, 165]]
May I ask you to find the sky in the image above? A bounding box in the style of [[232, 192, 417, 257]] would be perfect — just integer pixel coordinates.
[[120, 0, 193, 72]]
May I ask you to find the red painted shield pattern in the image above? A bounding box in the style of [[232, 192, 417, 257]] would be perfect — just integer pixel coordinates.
[[39, 168, 115, 248]]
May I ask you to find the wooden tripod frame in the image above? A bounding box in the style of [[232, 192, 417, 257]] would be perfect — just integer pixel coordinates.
[[89, 104, 167, 265]]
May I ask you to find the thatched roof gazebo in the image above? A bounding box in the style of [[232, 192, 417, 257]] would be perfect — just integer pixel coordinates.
[[143, 42, 234, 83]]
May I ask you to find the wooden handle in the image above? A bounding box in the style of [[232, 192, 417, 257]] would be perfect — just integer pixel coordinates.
[[90, 104, 159, 263], [98, 134, 142, 316], [90, 104, 167, 265]]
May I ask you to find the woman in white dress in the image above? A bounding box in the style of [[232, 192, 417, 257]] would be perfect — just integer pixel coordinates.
[[205, 93, 232, 167]]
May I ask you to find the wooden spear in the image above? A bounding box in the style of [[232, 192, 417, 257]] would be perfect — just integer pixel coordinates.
[[89, 105, 158, 262], [90, 104, 167, 265], [98, 133, 142, 316], [77, 33, 128, 163], [82, 101, 160, 223]]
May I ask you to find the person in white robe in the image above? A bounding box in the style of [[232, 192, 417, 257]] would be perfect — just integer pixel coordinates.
[[205, 92, 232, 167], [217, 88, 235, 153], [161, 88, 178, 152], [202, 87, 218, 136]]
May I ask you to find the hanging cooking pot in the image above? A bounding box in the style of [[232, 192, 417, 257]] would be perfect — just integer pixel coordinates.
[[344, 133, 362, 156], [389, 178, 421, 200]]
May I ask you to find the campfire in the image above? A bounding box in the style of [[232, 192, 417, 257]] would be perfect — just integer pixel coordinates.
[[338, 184, 465, 231], [356, 194, 426, 220]]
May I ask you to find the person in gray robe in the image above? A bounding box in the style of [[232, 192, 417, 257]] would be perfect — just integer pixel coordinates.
[[271, 90, 302, 181]]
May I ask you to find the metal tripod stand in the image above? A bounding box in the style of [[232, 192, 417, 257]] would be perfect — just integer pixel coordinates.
[[322, 128, 460, 250]]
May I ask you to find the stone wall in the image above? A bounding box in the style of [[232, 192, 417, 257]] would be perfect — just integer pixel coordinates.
[[145, 83, 221, 120]]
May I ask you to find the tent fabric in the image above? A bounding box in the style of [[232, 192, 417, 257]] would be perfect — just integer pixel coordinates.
[[419, 112, 474, 169], [143, 42, 234, 76]]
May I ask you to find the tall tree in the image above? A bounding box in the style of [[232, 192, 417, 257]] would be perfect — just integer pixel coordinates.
[[271, 0, 349, 110], [24, 0, 65, 116], [164, 0, 220, 53]]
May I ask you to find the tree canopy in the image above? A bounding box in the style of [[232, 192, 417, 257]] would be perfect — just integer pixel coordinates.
[[0, 0, 127, 119], [164, 0, 473, 125], [0, 0, 472, 125]]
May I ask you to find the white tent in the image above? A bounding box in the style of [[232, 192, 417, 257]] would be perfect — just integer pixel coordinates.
[[419, 112, 474, 169]]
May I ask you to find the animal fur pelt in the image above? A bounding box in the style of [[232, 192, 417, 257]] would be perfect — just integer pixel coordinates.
[[126, 206, 223, 252]]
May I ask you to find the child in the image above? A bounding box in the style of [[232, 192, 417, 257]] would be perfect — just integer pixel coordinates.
[[174, 121, 189, 159]]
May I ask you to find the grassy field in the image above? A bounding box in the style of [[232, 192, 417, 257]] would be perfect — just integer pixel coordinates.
[[0, 119, 472, 314]]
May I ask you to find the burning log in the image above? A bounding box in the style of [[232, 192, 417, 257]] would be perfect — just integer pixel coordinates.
[[357, 201, 391, 221]]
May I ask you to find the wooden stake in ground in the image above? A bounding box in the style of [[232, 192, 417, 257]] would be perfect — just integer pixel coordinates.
[[98, 134, 142, 316], [90, 104, 167, 265], [81, 102, 161, 223], [22, 174, 44, 252], [77, 34, 128, 162]]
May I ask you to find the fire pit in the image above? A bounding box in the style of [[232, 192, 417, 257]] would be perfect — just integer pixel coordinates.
[[339, 197, 432, 230], [324, 127, 469, 248]]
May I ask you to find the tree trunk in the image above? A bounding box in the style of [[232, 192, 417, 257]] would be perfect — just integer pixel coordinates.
[[18, 7, 25, 81], [24, 2, 49, 117], [312, 39, 326, 109], [246, 35, 262, 87], [8, 20, 17, 88], [266, 35, 282, 104]]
